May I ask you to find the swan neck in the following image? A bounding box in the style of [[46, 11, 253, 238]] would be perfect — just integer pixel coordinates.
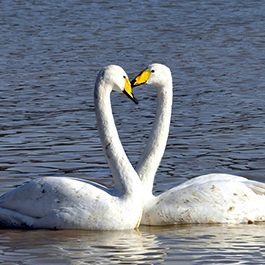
[[136, 82, 172, 196], [94, 80, 140, 194]]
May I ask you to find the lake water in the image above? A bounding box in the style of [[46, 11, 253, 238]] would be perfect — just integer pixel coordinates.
[[1, 0, 265, 264]]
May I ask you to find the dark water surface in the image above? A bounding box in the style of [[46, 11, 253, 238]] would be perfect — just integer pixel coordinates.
[[1, 0, 265, 264]]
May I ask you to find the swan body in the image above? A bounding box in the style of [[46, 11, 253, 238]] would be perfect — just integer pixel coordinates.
[[132, 63, 265, 225], [0, 65, 143, 230], [142, 173, 265, 225], [0, 177, 141, 229]]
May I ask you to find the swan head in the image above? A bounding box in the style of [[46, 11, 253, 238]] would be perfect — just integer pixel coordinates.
[[131, 63, 171, 88], [99, 65, 138, 104]]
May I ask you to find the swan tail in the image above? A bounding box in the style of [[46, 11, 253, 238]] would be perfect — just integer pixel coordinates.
[[0, 207, 35, 228], [246, 180, 265, 196]]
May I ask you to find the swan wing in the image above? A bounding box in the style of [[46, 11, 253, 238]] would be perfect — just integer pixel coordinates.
[[0, 177, 138, 229], [0, 177, 113, 217], [142, 174, 265, 225]]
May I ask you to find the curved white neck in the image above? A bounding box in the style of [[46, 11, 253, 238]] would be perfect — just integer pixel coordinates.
[[136, 82, 173, 196], [94, 80, 140, 195]]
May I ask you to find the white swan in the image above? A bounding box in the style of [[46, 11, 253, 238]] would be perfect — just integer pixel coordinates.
[[131, 63, 265, 225], [0, 65, 143, 230]]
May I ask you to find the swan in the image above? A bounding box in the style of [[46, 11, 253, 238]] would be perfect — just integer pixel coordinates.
[[0, 65, 144, 230], [131, 63, 265, 225]]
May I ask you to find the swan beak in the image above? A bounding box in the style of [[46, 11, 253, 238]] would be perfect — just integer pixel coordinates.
[[123, 77, 139, 104], [131, 70, 151, 87]]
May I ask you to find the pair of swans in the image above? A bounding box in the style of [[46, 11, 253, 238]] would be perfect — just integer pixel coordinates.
[[1, 64, 265, 230]]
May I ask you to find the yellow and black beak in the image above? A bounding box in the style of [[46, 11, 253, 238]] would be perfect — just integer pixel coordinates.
[[131, 70, 151, 88], [123, 77, 139, 104]]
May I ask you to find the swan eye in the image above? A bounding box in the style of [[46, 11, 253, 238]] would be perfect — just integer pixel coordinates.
[[123, 76, 126, 79], [151, 70, 155, 73]]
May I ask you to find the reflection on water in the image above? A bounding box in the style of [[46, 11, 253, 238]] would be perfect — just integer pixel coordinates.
[[0, 229, 166, 264], [142, 224, 265, 264], [1, 224, 265, 264], [1, 0, 265, 264]]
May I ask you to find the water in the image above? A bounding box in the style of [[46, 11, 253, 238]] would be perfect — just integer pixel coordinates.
[[1, 0, 265, 263]]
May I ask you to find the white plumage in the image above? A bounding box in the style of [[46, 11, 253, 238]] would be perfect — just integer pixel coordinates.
[[143, 173, 265, 225], [0, 65, 143, 230], [131, 63, 265, 225]]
